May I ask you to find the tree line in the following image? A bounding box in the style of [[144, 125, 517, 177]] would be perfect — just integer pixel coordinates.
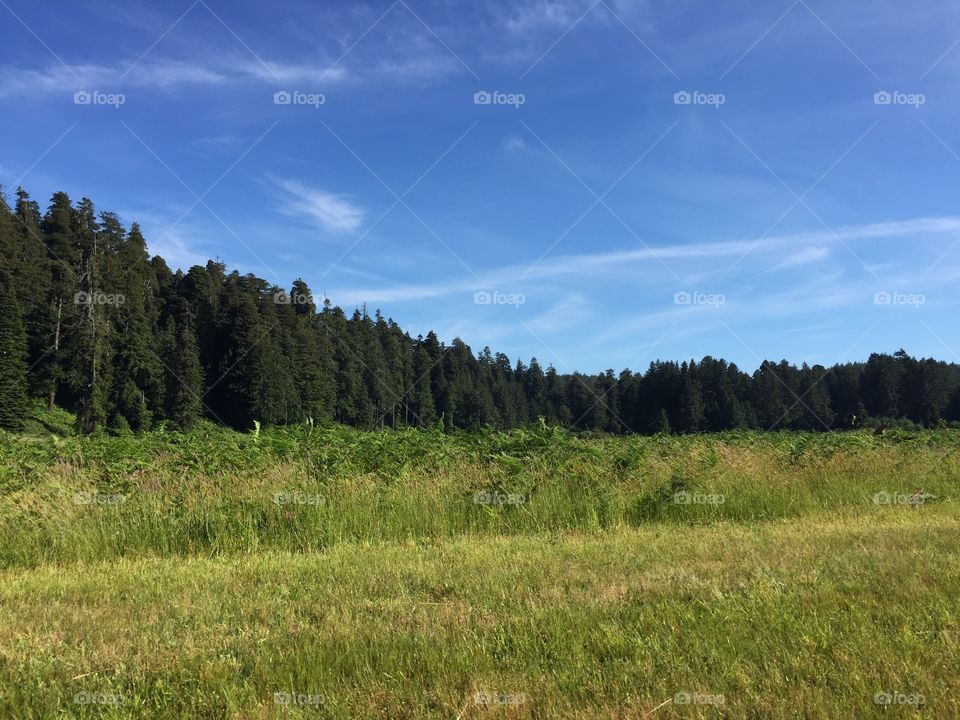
[[1, 187, 959, 433]]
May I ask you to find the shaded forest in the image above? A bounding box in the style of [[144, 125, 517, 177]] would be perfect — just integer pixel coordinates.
[[1, 187, 959, 433]]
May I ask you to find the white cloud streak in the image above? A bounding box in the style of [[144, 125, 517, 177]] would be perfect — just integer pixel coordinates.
[[327, 216, 960, 304], [274, 178, 365, 234]]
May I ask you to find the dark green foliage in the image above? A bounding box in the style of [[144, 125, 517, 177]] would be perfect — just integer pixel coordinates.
[[167, 302, 204, 429], [0, 272, 29, 430], [1, 185, 959, 434]]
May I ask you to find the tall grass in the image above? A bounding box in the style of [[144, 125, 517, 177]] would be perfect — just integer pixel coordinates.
[[1, 423, 956, 568], [2, 424, 959, 717]]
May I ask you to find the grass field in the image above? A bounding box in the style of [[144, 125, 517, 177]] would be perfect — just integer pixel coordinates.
[[1, 422, 958, 718]]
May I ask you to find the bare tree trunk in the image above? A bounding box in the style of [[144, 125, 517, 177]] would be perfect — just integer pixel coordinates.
[[80, 254, 100, 434], [46, 298, 62, 412]]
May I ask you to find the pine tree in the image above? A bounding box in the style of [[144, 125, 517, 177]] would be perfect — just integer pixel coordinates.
[[325, 305, 368, 426], [284, 282, 334, 422], [545, 365, 572, 425], [72, 198, 111, 433], [861, 353, 900, 419], [7, 182, 960, 436], [524, 358, 548, 419], [208, 277, 265, 429], [752, 361, 790, 429], [797, 364, 834, 430], [826, 363, 865, 428], [0, 271, 29, 430], [168, 303, 204, 429], [899, 356, 950, 427], [39, 191, 80, 411], [676, 361, 705, 433], [105, 217, 162, 429], [410, 343, 437, 427], [0, 191, 17, 276]]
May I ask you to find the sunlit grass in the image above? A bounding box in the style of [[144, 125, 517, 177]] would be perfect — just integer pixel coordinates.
[[0, 424, 958, 717]]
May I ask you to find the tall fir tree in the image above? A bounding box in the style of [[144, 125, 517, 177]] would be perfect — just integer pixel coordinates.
[[0, 271, 29, 430], [172, 303, 204, 429]]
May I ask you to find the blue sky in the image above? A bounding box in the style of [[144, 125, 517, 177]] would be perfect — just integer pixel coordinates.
[[2, 0, 960, 373]]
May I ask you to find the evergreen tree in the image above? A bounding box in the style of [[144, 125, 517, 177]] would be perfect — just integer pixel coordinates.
[[72, 198, 111, 433], [39, 191, 80, 411], [676, 361, 705, 432], [4, 183, 960, 437], [796, 364, 834, 430], [167, 302, 204, 429], [545, 365, 572, 425], [105, 217, 162, 429], [861, 353, 900, 419], [410, 343, 437, 427], [0, 272, 29, 430], [752, 361, 790, 429]]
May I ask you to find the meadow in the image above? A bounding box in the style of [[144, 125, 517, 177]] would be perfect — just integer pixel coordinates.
[[0, 419, 958, 718]]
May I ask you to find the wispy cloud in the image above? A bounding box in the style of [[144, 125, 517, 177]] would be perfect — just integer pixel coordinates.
[[502, 0, 595, 34], [0, 57, 348, 97], [236, 60, 348, 84], [273, 178, 365, 234], [503, 135, 528, 153], [0, 60, 227, 96], [326, 215, 960, 304], [774, 246, 830, 270]]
